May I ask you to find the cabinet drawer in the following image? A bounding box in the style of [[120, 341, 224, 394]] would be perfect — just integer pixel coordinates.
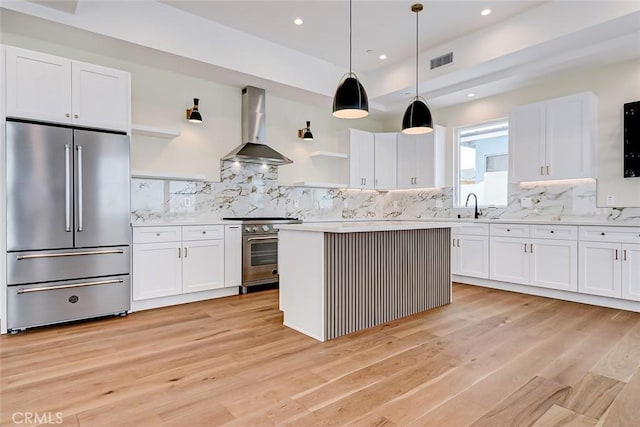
[[579, 226, 640, 243], [133, 226, 182, 243], [531, 224, 578, 241], [490, 223, 530, 238], [183, 225, 224, 241], [453, 223, 489, 236]]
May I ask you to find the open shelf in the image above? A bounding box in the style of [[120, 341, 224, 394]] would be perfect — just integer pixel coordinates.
[[309, 151, 348, 159], [131, 170, 207, 181], [293, 182, 349, 189], [131, 124, 181, 139]]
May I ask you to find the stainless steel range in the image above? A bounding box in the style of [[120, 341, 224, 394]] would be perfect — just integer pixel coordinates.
[[223, 217, 301, 292]]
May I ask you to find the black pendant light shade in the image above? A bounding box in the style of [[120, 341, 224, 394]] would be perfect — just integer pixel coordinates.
[[402, 97, 433, 134], [186, 98, 203, 123], [332, 0, 368, 119], [402, 3, 433, 134], [333, 73, 369, 119]]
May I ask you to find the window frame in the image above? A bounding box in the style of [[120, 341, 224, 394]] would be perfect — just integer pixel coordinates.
[[453, 118, 509, 208]]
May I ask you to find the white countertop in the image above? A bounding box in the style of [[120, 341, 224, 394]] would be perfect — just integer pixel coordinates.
[[131, 219, 231, 227], [277, 221, 470, 233]]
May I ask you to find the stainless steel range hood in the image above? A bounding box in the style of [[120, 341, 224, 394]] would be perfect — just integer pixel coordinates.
[[222, 86, 293, 166]]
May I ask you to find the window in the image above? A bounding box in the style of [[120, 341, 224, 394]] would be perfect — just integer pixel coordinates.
[[456, 120, 509, 207]]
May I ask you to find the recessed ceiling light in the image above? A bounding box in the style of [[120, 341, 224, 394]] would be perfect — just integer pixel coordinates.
[[467, 93, 476, 97], [379, 54, 387, 60], [294, 17, 303, 25], [481, 9, 491, 16]]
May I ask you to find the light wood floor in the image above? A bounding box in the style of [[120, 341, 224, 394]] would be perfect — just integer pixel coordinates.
[[2, 283, 640, 426]]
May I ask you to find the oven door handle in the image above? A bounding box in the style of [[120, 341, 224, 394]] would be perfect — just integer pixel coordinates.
[[247, 236, 278, 242]]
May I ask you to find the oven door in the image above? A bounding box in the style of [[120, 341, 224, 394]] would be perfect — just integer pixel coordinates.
[[242, 234, 279, 286]]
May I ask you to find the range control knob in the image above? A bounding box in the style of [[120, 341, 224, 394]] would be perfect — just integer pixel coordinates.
[[252, 227, 258, 232], [262, 225, 270, 232], [245, 227, 251, 232]]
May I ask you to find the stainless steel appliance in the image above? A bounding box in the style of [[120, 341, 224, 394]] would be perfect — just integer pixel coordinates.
[[223, 217, 301, 292], [6, 120, 131, 332]]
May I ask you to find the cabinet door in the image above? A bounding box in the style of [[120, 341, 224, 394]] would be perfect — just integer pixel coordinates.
[[490, 237, 529, 284], [545, 93, 595, 180], [182, 240, 225, 293], [455, 235, 489, 279], [622, 244, 640, 301], [71, 61, 130, 132], [578, 242, 621, 298], [509, 103, 545, 182], [133, 242, 182, 300], [451, 237, 460, 275], [415, 125, 446, 188], [529, 239, 577, 292], [374, 133, 397, 190], [224, 225, 242, 288], [6, 47, 72, 124], [348, 129, 375, 189], [396, 133, 417, 189]]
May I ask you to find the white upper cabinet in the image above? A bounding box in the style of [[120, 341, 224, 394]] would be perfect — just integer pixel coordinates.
[[5, 46, 130, 132], [347, 128, 375, 189], [71, 61, 130, 132], [6, 47, 72, 125], [397, 125, 446, 189], [374, 132, 397, 190], [509, 92, 596, 182]]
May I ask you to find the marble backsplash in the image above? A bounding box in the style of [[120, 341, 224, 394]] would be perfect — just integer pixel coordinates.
[[132, 161, 640, 224]]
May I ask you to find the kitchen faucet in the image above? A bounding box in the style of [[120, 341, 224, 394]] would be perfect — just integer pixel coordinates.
[[465, 193, 479, 219]]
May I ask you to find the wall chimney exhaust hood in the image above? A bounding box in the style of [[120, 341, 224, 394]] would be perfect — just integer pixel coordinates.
[[222, 86, 293, 166]]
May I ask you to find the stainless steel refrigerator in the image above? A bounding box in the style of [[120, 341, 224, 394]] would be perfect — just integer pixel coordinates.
[[6, 121, 131, 332]]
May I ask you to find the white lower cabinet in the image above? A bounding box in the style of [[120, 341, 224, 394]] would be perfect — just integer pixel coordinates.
[[452, 224, 490, 279], [182, 240, 224, 293], [579, 241, 640, 300], [132, 241, 182, 300], [133, 225, 226, 301], [490, 224, 577, 292], [224, 225, 242, 288]]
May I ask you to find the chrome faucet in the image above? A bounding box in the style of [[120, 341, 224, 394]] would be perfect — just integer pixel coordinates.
[[465, 193, 479, 219]]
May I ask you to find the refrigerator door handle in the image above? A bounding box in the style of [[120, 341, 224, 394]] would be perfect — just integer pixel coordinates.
[[77, 145, 83, 232], [15, 249, 125, 261], [65, 143, 71, 232], [16, 279, 124, 294]]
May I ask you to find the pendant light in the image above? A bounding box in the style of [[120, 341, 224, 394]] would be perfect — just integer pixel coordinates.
[[332, 0, 369, 119], [402, 3, 433, 134]]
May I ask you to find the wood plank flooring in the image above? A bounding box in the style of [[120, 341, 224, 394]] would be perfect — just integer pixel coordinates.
[[1, 283, 639, 426]]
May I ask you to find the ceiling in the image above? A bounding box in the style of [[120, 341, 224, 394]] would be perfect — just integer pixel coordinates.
[[3, 1, 640, 116], [161, 0, 546, 74]]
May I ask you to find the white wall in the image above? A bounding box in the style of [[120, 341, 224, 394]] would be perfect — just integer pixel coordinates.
[[411, 59, 640, 207], [0, 32, 387, 184]]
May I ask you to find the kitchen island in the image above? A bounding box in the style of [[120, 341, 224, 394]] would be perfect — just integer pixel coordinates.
[[276, 221, 459, 341]]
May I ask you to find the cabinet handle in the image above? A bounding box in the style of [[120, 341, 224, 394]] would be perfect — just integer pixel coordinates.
[[65, 113, 70, 118], [453, 239, 456, 247], [540, 166, 544, 176], [507, 228, 511, 232], [184, 247, 188, 258], [547, 166, 550, 175], [178, 248, 181, 258], [229, 226, 239, 229], [550, 230, 554, 234], [156, 233, 161, 236], [457, 239, 461, 247], [615, 249, 618, 261], [74, 114, 79, 119], [601, 232, 606, 236], [202, 231, 206, 234], [530, 243, 534, 253], [623, 250, 627, 261], [524, 243, 528, 253], [364, 178, 366, 185]]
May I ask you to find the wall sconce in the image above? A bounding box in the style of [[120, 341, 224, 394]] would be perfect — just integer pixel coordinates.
[[186, 98, 203, 123], [297, 121, 314, 140]]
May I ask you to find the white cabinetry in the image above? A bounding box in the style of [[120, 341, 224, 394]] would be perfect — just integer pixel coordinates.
[[578, 226, 640, 301], [5, 46, 130, 132], [224, 225, 242, 288], [374, 133, 397, 190], [490, 224, 577, 292], [509, 92, 596, 182], [133, 225, 226, 301], [452, 223, 489, 279], [397, 125, 445, 189], [346, 129, 375, 189]]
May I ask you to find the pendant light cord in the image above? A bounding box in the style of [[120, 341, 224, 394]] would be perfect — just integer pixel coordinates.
[[415, 7, 419, 98], [349, 0, 353, 74]]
